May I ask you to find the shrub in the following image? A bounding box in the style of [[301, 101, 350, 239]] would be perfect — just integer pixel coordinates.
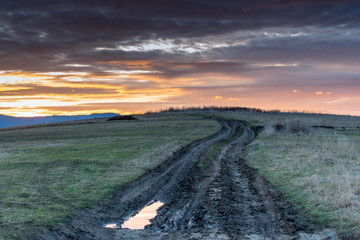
[[107, 115, 138, 121], [284, 119, 311, 134]]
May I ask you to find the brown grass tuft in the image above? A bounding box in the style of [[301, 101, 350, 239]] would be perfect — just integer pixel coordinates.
[[284, 119, 311, 134], [250, 127, 360, 238]]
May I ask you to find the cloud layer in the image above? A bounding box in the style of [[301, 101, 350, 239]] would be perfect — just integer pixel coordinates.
[[0, 0, 359, 116]]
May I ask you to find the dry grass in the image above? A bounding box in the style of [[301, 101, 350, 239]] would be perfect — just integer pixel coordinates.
[[250, 126, 360, 237], [284, 118, 311, 134], [263, 122, 276, 136], [207, 111, 360, 128], [197, 110, 360, 237]]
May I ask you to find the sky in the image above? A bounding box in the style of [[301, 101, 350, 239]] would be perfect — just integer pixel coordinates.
[[0, 0, 359, 117]]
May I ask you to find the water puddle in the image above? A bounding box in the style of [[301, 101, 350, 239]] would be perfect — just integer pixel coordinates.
[[104, 201, 164, 230], [121, 201, 164, 230]]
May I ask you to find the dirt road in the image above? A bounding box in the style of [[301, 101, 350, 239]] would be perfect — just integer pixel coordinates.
[[37, 120, 337, 239]]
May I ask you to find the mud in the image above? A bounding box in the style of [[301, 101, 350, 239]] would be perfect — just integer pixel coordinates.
[[33, 120, 338, 240]]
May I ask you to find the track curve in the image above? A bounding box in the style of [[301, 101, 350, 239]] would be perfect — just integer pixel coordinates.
[[36, 120, 337, 240]]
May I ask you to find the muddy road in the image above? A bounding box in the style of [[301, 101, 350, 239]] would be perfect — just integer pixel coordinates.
[[37, 120, 337, 240]]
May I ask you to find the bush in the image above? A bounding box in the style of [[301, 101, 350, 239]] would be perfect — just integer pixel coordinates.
[[284, 119, 311, 134], [107, 115, 138, 121]]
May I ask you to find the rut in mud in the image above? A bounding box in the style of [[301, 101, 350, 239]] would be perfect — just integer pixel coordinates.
[[36, 120, 337, 240]]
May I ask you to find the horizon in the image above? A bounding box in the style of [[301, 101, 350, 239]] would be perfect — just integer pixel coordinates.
[[0, 112, 119, 118], [1, 106, 360, 118], [1, 1, 359, 117]]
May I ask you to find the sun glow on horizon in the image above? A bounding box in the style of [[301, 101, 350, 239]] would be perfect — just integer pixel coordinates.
[[1, 65, 359, 117], [0, 70, 186, 117]]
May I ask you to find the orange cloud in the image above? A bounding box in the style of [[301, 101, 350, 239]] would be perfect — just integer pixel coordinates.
[[0, 69, 185, 116], [97, 60, 154, 69], [316, 91, 333, 95], [0, 69, 358, 117]]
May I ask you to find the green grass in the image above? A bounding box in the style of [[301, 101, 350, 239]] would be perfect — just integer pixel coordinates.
[[0, 114, 220, 239]]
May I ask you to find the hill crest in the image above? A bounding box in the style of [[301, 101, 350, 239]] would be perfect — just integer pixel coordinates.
[[0, 113, 120, 128]]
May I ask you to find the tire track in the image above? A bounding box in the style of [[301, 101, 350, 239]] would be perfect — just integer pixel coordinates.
[[36, 120, 338, 240]]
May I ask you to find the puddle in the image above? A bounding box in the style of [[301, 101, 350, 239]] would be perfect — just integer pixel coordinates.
[[121, 201, 164, 230]]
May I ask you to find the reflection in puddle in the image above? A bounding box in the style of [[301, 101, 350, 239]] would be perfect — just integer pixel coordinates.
[[121, 201, 164, 230], [104, 223, 120, 229]]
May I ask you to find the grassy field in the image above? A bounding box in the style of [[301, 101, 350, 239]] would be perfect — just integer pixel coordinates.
[[1, 109, 360, 239], [0, 114, 220, 239], [206, 110, 360, 128], [225, 113, 360, 238], [249, 127, 360, 238], [192, 110, 360, 238]]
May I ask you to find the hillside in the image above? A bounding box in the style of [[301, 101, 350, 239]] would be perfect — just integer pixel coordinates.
[[0, 114, 220, 239], [0, 111, 359, 239], [0, 113, 120, 128]]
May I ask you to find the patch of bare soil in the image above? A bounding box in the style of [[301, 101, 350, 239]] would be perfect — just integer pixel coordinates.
[[31, 121, 338, 240]]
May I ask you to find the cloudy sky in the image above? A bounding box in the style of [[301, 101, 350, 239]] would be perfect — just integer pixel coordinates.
[[0, 0, 359, 116]]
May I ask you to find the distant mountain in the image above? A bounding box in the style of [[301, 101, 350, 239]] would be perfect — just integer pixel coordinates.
[[0, 113, 120, 128]]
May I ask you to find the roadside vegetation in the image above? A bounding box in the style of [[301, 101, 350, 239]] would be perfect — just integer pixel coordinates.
[[189, 107, 360, 238], [165, 107, 360, 238], [249, 122, 360, 238], [0, 114, 220, 239]]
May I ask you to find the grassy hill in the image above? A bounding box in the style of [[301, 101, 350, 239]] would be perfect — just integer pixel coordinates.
[[0, 114, 220, 239], [0, 113, 120, 128], [1, 110, 360, 239]]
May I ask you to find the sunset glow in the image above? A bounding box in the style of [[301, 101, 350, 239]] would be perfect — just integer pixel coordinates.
[[0, 1, 359, 116]]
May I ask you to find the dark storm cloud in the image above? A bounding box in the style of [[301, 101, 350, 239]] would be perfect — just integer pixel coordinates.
[[1, 0, 360, 116], [1, 0, 360, 71], [211, 37, 360, 65], [149, 61, 248, 79]]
